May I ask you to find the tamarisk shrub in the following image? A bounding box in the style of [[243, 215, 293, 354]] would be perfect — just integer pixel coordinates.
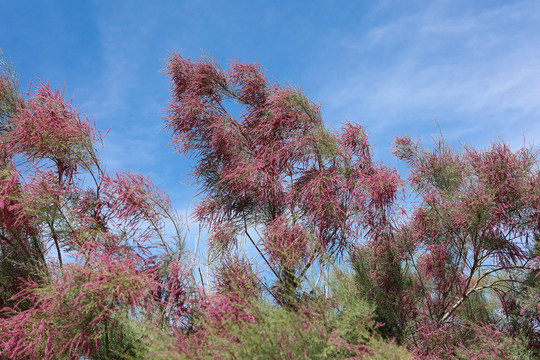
[[3, 47, 538, 358], [164, 53, 401, 308], [139, 266, 411, 359], [388, 135, 540, 357], [0, 49, 410, 360], [0, 53, 44, 309], [0, 52, 195, 359]]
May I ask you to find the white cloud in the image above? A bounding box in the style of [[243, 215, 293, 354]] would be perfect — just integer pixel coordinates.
[[313, 0, 540, 152]]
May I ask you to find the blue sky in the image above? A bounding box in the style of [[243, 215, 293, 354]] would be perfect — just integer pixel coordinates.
[[2, 0, 540, 227]]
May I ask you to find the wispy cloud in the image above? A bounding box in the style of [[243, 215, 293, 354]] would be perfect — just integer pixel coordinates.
[[313, 0, 540, 152], [75, 2, 183, 179]]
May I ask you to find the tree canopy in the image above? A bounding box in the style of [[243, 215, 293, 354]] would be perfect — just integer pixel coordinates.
[[0, 51, 538, 359]]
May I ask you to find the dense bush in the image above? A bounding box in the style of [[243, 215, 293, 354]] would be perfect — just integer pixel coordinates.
[[0, 51, 538, 359]]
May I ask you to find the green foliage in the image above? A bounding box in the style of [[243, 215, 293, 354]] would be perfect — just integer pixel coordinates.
[[459, 291, 498, 325], [129, 267, 410, 360], [90, 320, 147, 360], [328, 269, 411, 359], [453, 324, 536, 360], [349, 246, 413, 344]]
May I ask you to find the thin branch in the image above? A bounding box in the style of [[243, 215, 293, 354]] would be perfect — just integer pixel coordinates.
[[243, 216, 281, 283]]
